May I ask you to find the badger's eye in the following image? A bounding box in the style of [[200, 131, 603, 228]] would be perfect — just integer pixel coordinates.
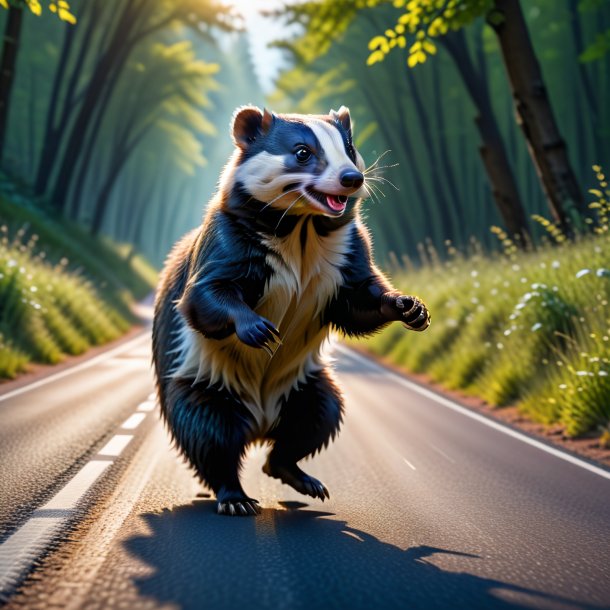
[[294, 147, 312, 163]]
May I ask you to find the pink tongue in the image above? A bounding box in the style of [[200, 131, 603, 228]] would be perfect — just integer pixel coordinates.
[[326, 195, 346, 212]]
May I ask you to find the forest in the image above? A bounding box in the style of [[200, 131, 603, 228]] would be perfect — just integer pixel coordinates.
[[0, 0, 609, 439]]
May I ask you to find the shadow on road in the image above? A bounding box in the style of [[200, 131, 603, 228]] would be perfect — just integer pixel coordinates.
[[124, 500, 592, 610]]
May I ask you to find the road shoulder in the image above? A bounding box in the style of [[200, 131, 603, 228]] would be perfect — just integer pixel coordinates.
[[349, 345, 610, 469]]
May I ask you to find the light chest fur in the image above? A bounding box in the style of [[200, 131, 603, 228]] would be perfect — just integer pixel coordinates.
[[173, 217, 353, 434]]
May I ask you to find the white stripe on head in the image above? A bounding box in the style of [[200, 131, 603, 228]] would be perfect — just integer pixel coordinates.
[[305, 119, 356, 172]]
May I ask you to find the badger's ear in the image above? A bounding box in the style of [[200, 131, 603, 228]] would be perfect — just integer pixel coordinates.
[[231, 106, 274, 150], [331, 105, 352, 136]]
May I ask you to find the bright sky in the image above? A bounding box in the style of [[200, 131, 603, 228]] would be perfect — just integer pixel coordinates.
[[232, 0, 296, 92]]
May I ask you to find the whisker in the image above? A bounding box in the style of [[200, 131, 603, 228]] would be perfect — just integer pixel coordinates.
[[275, 192, 307, 230], [258, 187, 302, 215], [364, 163, 400, 175], [366, 176, 399, 192], [366, 179, 385, 197], [365, 149, 392, 173], [365, 180, 386, 199], [362, 184, 381, 205]]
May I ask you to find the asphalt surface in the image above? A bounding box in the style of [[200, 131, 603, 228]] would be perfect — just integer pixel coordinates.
[[1, 335, 609, 610]]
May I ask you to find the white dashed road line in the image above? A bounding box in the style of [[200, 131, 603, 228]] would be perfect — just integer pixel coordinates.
[[403, 457, 417, 471], [427, 443, 456, 464], [42, 462, 112, 510], [0, 397, 155, 596], [98, 435, 134, 457], [121, 413, 147, 430]]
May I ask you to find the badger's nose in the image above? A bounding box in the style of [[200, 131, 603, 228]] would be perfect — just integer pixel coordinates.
[[340, 170, 364, 189]]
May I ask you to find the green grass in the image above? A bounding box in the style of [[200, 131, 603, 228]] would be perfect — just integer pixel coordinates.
[[359, 231, 610, 438], [0, 194, 157, 379]]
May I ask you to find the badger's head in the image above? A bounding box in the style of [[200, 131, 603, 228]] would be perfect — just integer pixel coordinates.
[[227, 106, 366, 218]]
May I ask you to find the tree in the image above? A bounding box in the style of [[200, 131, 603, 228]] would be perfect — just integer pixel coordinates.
[[0, 0, 75, 161], [364, 0, 586, 230], [44, 0, 232, 210], [82, 40, 218, 235], [273, 0, 531, 244]]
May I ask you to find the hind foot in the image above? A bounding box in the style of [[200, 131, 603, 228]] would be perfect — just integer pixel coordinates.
[[216, 487, 261, 516], [263, 460, 330, 501]]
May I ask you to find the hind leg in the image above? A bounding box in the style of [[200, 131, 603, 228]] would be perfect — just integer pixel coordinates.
[[163, 378, 260, 516], [263, 369, 343, 501]]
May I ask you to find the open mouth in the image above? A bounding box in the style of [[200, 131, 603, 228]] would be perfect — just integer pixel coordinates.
[[305, 188, 349, 214]]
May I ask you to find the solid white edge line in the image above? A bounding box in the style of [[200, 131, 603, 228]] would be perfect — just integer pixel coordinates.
[[121, 413, 147, 430], [338, 346, 610, 482], [0, 332, 149, 404]]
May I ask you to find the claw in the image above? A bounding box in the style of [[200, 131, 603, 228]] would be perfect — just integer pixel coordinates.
[[228, 503, 236, 516], [217, 502, 226, 515], [413, 310, 427, 324], [236, 502, 248, 516], [323, 486, 330, 500], [261, 319, 283, 344], [261, 342, 274, 358], [402, 299, 420, 318]]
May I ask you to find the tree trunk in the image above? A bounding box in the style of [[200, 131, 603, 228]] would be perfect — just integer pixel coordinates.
[[34, 0, 100, 196], [89, 121, 153, 236], [489, 0, 585, 231], [50, 2, 138, 210], [67, 48, 128, 218], [0, 4, 24, 163], [441, 30, 531, 245]]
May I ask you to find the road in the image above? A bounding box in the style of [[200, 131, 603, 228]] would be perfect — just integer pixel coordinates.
[[0, 333, 609, 610]]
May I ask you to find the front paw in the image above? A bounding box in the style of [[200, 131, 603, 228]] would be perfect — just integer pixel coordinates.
[[383, 294, 430, 331], [235, 313, 282, 356]]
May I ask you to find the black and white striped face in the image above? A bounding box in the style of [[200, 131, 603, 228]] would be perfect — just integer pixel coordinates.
[[231, 106, 366, 217]]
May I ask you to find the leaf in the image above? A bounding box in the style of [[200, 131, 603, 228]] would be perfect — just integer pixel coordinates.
[[0, 0, 8, 9], [422, 39, 436, 54], [589, 189, 603, 197], [26, 0, 42, 16], [368, 35, 388, 51], [367, 49, 385, 65], [58, 8, 76, 24]]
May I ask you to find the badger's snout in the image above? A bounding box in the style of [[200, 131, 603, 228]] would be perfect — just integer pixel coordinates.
[[339, 170, 364, 189]]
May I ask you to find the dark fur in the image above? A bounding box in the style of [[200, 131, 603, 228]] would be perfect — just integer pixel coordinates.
[[152, 107, 429, 516]]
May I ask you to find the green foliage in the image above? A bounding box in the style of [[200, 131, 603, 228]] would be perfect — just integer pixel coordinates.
[[0, 0, 76, 23], [360, 217, 610, 437], [367, 0, 491, 68], [579, 28, 610, 62], [0, 190, 157, 378]]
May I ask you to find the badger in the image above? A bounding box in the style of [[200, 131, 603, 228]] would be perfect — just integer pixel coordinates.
[[152, 106, 430, 516]]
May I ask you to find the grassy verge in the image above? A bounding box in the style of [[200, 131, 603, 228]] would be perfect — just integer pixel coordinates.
[[0, 194, 157, 379], [358, 230, 610, 440]]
